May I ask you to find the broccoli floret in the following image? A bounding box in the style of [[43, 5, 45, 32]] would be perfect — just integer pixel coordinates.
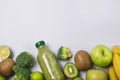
[[16, 51, 33, 67], [12, 65, 31, 80], [57, 46, 72, 60], [12, 51, 33, 80]]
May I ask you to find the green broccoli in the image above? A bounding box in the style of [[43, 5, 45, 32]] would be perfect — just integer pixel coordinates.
[[12, 65, 31, 80], [57, 46, 72, 60], [16, 51, 33, 67], [12, 51, 33, 80]]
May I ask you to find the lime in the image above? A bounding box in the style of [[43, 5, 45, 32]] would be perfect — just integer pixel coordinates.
[[0, 45, 10, 59], [74, 77, 83, 80], [0, 75, 8, 80], [30, 71, 45, 80]]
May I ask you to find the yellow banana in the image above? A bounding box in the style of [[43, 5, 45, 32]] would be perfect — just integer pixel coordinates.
[[113, 53, 120, 79], [108, 65, 119, 80], [112, 45, 120, 55]]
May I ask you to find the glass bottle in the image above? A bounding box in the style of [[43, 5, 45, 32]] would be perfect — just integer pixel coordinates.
[[35, 40, 65, 80]]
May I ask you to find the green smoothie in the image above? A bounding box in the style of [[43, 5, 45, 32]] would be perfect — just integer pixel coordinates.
[[35, 41, 65, 80]]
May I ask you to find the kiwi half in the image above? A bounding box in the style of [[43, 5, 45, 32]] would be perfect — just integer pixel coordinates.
[[63, 62, 78, 78]]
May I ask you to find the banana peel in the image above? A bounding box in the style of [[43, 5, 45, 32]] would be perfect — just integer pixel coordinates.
[[113, 53, 120, 79], [108, 65, 118, 80]]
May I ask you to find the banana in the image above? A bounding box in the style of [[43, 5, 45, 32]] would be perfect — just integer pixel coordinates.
[[112, 45, 120, 55], [108, 65, 118, 80], [113, 53, 120, 79]]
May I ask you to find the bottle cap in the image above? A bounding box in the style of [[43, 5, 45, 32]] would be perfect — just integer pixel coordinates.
[[35, 40, 45, 48]]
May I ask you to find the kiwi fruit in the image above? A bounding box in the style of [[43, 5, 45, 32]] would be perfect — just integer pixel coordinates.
[[74, 50, 91, 70], [0, 58, 15, 76], [63, 62, 78, 78]]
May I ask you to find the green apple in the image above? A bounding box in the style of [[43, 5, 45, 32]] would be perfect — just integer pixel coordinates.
[[90, 44, 112, 67], [86, 69, 107, 80]]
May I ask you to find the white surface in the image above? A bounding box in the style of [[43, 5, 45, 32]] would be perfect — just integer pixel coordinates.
[[0, 0, 120, 80]]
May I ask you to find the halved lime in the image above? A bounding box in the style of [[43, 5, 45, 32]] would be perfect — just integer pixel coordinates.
[[0, 45, 10, 59], [30, 71, 45, 80]]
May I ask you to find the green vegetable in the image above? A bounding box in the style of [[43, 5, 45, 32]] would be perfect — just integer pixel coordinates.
[[57, 46, 72, 60], [16, 51, 33, 67], [12, 51, 33, 80], [0, 75, 8, 80], [12, 65, 31, 80]]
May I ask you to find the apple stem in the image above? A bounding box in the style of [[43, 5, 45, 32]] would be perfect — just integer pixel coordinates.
[[102, 50, 105, 56]]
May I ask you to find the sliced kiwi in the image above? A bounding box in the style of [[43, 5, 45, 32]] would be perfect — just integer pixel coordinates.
[[63, 62, 78, 78]]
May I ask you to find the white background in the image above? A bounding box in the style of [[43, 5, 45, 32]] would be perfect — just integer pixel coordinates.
[[0, 0, 120, 80]]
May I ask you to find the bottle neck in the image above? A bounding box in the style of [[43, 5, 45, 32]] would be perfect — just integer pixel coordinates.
[[37, 45, 45, 49]]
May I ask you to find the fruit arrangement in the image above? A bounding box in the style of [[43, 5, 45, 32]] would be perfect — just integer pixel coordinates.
[[0, 41, 120, 80]]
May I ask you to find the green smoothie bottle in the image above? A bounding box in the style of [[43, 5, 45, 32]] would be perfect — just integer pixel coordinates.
[[35, 40, 65, 80]]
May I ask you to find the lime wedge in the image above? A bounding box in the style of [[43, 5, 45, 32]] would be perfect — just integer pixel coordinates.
[[0, 45, 10, 59]]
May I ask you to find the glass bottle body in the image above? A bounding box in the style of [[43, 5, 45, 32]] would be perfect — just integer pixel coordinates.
[[37, 45, 65, 80]]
